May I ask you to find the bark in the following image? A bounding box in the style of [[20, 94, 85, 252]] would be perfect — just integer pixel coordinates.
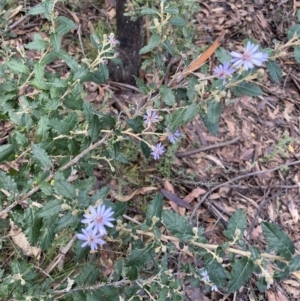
[[109, 0, 143, 85]]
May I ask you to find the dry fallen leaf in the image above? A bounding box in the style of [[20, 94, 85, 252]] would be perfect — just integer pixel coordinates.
[[288, 200, 299, 223], [184, 187, 206, 203], [9, 220, 41, 259], [112, 187, 157, 202]]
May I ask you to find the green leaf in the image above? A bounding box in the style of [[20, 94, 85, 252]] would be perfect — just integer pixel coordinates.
[[287, 24, 300, 39], [169, 17, 185, 27], [125, 117, 144, 133], [25, 34, 47, 51], [28, 4, 46, 15], [54, 180, 76, 199], [113, 202, 127, 218], [215, 47, 232, 64], [83, 102, 95, 122], [126, 244, 155, 268], [133, 76, 150, 95], [33, 63, 45, 82], [262, 222, 295, 260], [40, 52, 58, 65], [56, 50, 78, 70], [56, 16, 77, 36], [88, 115, 100, 142], [206, 259, 227, 287], [75, 263, 100, 285], [98, 114, 116, 129], [159, 85, 175, 106], [0, 144, 15, 162], [140, 141, 151, 158], [0, 171, 18, 193], [183, 103, 200, 123], [6, 60, 29, 74], [294, 45, 300, 63], [203, 101, 222, 135], [24, 207, 42, 246], [227, 257, 254, 294], [56, 213, 78, 231], [162, 210, 193, 240], [250, 246, 261, 260], [298, 9, 300, 22], [50, 33, 61, 52], [37, 116, 49, 140], [187, 76, 198, 101], [37, 199, 62, 218], [288, 255, 300, 272], [165, 7, 179, 14], [146, 193, 163, 227], [266, 61, 282, 83], [40, 181, 53, 196], [162, 40, 174, 55], [81, 64, 109, 84], [140, 8, 158, 14], [139, 34, 160, 55], [231, 82, 263, 97], [223, 209, 246, 240], [73, 66, 90, 81], [31, 144, 52, 169], [40, 217, 56, 250]]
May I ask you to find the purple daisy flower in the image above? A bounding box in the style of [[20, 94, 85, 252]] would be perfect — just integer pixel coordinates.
[[143, 110, 159, 128], [213, 61, 235, 85], [165, 127, 180, 144], [81, 204, 115, 235], [230, 41, 268, 71], [201, 270, 210, 283], [76, 228, 106, 250], [151, 142, 165, 160]]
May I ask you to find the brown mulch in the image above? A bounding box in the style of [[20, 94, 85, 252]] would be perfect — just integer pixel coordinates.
[[2, 0, 300, 300]]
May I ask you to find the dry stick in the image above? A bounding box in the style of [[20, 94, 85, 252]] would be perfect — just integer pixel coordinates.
[[0, 133, 111, 218], [5, 14, 29, 31], [176, 136, 240, 158], [189, 159, 300, 222]]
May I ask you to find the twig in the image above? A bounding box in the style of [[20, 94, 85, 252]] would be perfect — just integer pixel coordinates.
[[176, 136, 240, 158], [77, 24, 86, 58], [0, 133, 111, 217], [189, 159, 300, 221], [5, 15, 29, 32]]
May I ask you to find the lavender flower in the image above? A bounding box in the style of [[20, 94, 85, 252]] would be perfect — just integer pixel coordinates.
[[230, 41, 268, 71], [165, 127, 180, 144], [81, 204, 115, 235], [109, 33, 119, 47], [143, 110, 159, 128], [76, 228, 106, 251], [213, 61, 235, 85], [151, 142, 165, 160], [201, 270, 210, 283]]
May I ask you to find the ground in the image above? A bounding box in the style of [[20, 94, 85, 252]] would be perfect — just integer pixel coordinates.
[[1, 0, 300, 300]]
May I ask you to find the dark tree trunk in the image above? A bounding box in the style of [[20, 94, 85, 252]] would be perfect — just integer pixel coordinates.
[[110, 0, 143, 85]]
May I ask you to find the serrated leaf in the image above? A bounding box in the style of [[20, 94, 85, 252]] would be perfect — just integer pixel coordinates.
[[73, 66, 90, 81], [81, 64, 109, 84], [287, 24, 300, 39], [33, 63, 45, 82], [113, 202, 127, 218], [0, 170, 18, 193], [7, 60, 29, 74], [75, 263, 100, 285], [40, 181, 53, 196], [26, 34, 47, 51], [250, 245, 261, 260], [40, 216, 56, 250], [162, 40, 174, 55], [88, 115, 100, 142], [28, 4, 46, 15], [23, 207, 42, 245], [206, 259, 227, 287], [294, 45, 300, 63], [31, 144, 52, 169], [37, 116, 49, 140], [227, 257, 254, 294], [125, 117, 144, 133], [162, 210, 193, 240], [54, 180, 76, 199], [203, 101, 222, 135], [288, 255, 300, 272], [0, 144, 15, 162], [50, 33, 61, 52], [56, 50, 78, 70], [91, 186, 110, 203], [83, 102, 94, 122], [133, 76, 150, 95], [98, 114, 116, 129], [165, 7, 179, 14], [159, 85, 175, 106], [126, 244, 155, 268], [215, 47, 232, 64], [56, 16, 77, 36], [38, 199, 62, 218], [140, 141, 151, 158], [139, 34, 160, 55], [223, 209, 246, 240], [169, 17, 185, 27], [187, 76, 198, 101], [146, 193, 163, 227], [262, 222, 295, 260], [56, 213, 78, 231], [231, 82, 262, 97], [183, 103, 200, 123], [266, 61, 282, 83]]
